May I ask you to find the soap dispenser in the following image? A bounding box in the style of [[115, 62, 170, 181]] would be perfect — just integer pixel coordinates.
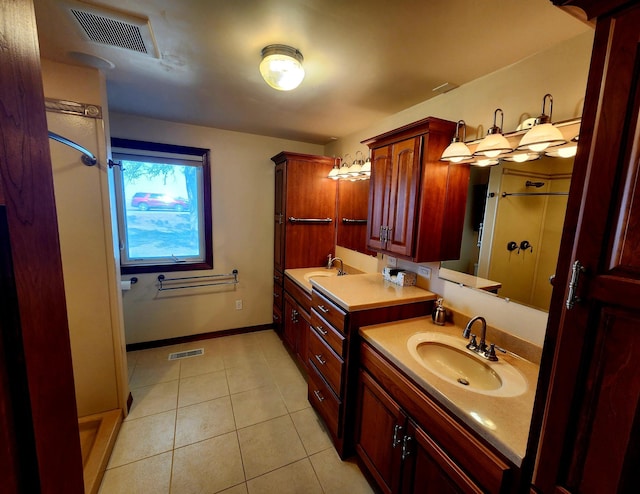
[[432, 298, 446, 326]]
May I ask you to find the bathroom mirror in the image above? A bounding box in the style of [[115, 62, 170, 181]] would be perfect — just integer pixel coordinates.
[[440, 153, 574, 311], [336, 179, 375, 255]]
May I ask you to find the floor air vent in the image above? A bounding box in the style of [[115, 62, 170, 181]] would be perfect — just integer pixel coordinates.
[[68, 4, 159, 58], [168, 348, 204, 361]]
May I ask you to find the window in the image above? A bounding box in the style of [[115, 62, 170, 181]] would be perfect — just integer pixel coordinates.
[[112, 138, 212, 274]]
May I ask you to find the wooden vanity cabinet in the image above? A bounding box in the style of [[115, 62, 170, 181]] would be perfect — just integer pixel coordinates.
[[356, 341, 514, 494], [363, 117, 469, 262], [271, 152, 336, 333], [282, 276, 312, 369], [308, 289, 432, 459]]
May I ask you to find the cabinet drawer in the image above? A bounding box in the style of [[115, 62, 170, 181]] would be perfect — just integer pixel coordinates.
[[308, 361, 341, 438], [308, 327, 344, 397], [284, 275, 311, 314], [311, 290, 346, 333], [310, 310, 346, 357]]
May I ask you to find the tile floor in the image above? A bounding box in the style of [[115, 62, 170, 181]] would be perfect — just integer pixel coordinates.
[[99, 329, 374, 494]]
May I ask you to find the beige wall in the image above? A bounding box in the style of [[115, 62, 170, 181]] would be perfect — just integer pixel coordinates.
[[42, 59, 128, 417], [110, 113, 323, 344], [327, 31, 594, 346]]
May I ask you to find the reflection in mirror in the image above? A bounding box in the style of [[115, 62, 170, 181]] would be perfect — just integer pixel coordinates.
[[440, 154, 574, 311], [336, 179, 375, 255]]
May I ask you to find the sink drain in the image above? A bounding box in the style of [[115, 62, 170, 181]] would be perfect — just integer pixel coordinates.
[[457, 378, 469, 386]]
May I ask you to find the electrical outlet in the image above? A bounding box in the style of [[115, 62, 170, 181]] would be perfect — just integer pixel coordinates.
[[418, 266, 431, 279], [387, 256, 397, 267], [235, 300, 243, 310]]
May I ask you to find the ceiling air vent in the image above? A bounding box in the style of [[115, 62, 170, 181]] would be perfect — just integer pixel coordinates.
[[68, 4, 159, 58]]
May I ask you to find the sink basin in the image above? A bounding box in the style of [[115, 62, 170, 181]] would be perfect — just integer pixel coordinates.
[[303, 269, 339, 282], [406, 332, 527, 397]]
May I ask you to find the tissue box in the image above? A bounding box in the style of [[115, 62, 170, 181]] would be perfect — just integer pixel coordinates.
[[382, 267, 417, 286]]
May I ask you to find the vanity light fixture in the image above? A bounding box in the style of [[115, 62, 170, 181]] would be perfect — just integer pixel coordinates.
[[473, 158, 500, 167], [474, 109, 512, 158], [517, 94, 566, 152], [503, 152, 540, 163], [545, 135, 579, 158], [347, 151, 364, 176], [336, 154, 352, 179], [440, 120, 472, 162], [327, 158, 341, 180], [259, 44, 305, 91], [360, 154, 371, 177]]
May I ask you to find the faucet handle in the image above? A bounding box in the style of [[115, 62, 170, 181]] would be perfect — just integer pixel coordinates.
[[466, 334, 478, 351], [485, 343, 506, 361]]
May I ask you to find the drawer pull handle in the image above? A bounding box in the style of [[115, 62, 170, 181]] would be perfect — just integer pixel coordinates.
[[315, 354, 326, 365], [392, 424, 403, 448], [317, 304, 330, 313], [401, 435, 412, 460], [274, 275, 281, 281], [316, 325, 328, 335], [273, 314, 280, 321], [291, 309, 299, 323], [273, 292, 280, 298], [313, 389, 325, 402]]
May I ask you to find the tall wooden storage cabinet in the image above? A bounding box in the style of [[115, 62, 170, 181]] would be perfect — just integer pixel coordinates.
[[363, 117, 468, 262], [531, 1, 640, 492], [271, 152, 337, 333]]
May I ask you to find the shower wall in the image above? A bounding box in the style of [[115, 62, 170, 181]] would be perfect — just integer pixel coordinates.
[[41, 59, 128, 417]]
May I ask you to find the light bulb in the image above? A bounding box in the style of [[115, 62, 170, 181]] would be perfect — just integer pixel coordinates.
[[529, 142, 550, 152]]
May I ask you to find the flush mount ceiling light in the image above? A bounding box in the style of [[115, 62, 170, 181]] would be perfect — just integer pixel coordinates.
[[441, 120, 472, 162], [517, 94, 566, 152], [259, 44, 305, 91], [474, 109, 512, 158]]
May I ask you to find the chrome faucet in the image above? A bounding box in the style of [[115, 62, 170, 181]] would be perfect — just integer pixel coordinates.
[[327, 255, 345, 275], [462, 316, 506, 361]]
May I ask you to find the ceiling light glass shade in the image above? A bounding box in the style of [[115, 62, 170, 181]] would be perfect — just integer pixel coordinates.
[[517, 94, 566, 151], [441, 120, 472, 162], [474, 109, 512, 158], [260, 45, 305, 91]]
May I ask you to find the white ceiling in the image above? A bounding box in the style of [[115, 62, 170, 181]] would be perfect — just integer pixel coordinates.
[[34, 0, 590, 144]]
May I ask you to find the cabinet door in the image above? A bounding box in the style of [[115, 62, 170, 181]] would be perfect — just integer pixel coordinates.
[[402, 421, 482, 494], [367, 145, 392, 251], [283, 293, 299, 352], [284, 159, 336, 268], [366, 137, 422, 257], [386, 137, 422, 257], [535, 3, 640, 493], [274, 162, 286, 272], [355, 370, 406, 494]]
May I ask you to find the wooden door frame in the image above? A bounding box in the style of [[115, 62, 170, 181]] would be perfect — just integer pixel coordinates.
[[0, 1, 84, 492]]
